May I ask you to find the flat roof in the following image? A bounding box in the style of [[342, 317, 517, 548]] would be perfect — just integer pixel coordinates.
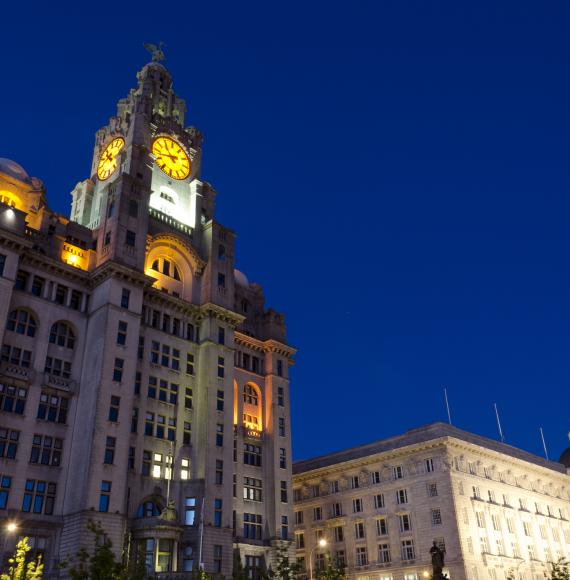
[[293, 422, 567, 476]]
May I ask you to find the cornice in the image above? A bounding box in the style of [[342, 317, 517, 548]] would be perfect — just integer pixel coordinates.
[[144, 287, 203, 319], [21, 251, 90, 285], [0, 229, 34, 252], [200, 302, 245, 327], [234, 332, 297, 359], [89, 260, 153, 289]]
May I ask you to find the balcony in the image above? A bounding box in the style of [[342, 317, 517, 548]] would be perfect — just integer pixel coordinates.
[[0, 361, 35, 382]]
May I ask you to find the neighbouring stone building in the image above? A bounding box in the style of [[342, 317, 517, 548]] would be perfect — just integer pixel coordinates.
[[293, 422, 570, 580], [0, 51, 294, 577]]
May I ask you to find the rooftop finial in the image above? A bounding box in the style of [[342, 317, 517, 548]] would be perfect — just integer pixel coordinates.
[[144, 42, 166, 63]]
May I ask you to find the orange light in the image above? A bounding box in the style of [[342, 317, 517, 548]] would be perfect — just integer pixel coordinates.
[[61, 243, 87, 270]]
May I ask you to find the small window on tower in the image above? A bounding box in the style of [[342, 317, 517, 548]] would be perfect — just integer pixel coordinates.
[[129, 200, 138, 218]]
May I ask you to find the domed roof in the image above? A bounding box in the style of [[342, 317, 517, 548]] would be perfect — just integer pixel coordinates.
[[0, 158, 30, 183], [560, 447, 570, 468], [234, 269, 250, 288]]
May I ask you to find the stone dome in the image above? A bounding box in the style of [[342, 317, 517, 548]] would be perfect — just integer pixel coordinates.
[[234, 269, 250, 288], [0, 158, 30, 183]]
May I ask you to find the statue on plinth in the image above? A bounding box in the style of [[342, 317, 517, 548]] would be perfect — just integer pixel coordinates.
[[430, 541, 445, 580]]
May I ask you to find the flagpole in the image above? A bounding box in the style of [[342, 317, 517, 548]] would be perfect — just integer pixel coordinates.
[[199, 497, 205, 569], [540, 427, 549, 460], [443, 388, 452, 425], [494, 403, 504, 443]]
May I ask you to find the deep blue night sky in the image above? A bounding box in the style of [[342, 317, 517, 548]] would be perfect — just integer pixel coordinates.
[[3, 2, 570, 462]]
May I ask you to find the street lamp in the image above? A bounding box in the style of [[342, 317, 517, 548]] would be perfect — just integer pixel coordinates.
[[309, 538, 327, 580], [6, 522, 18, 533]]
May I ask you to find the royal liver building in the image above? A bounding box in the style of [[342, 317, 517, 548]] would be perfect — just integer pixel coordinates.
[[0, 49, 295, 577]]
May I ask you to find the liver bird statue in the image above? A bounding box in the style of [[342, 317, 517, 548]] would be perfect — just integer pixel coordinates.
[[144, 42, 166, 63]]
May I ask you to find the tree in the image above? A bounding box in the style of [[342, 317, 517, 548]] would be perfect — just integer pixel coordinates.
[[0, 537, 44, 580], [545, 559, 570, 580], [232, 550, 250, 580], [269, 545, 301, 580], [315, 563, 345, 580], [60, 520, 131, 580]]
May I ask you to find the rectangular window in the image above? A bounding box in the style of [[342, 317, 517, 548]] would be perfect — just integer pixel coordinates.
[[355, 547, 367, 566], [215, 460, 223, 485], [295, 532, 305, 549], [0, 384, 27, 414], [279, 447, 287, 469], [0, 475, 11, 509], [218, 273, 226, 288], [281, 516, 289, 540], [55, 284, 68, 305], [121, 288, 130, 308], [393, 465, 404, 480], [108, 396, 120, 422], [244, 444, 261, 466], [353, 498, 363, 513], [185, 497, 196, 525], [277, 386, 284, 406], [378, 543, 391, 563], [29, 434, 61, 466], [213, 545, 223, 573], [243, 513, 263, 539], [396, 489, 408, 504], [476, 512, 485, 528], [330, 480, 339, 494], [31, 276, 44, 297], [244, 477, 263, 501], [1, 344, 32, 368], [425, 458, 435, 472], [104, 436, 116, 464], [181, 458, 190, 480], [22, 480, 56, 515], [427, 482, 438, 497], [186, 353, 195, 375], [131, 408, 138, 433], [183, 421, 192, 445], [431, 508, 442, 526], [0, 254, 5, 277], [354, 521, 365, 539], [128, 447, 135, 469], [125, 230, 136, 246], [217, 389, 224, 411], [216, 424, 223, 446], [70, 290, 82, 311], [401, 539, 415, 561], [280, 481, 288, 503], [333, 525, 344, 543], [376, 517, 388, 536], [313, 506, 322, 521], [37, 392, 68, 424], [99, 480, 111, 512], [278, 417, 286, 437], [44, 357, 71, 379], [116, 321, 128, 345], [112, 358, 124, 382], [277, 359, 283, 376], [217, 356, 225, 378], [372, 471, 381, 484], [218, 327, 225, 344], [399, 514, 412, 532], [295, 511, 304, 525], [0, 428, 19, 460], [374, 493, 385, 509]]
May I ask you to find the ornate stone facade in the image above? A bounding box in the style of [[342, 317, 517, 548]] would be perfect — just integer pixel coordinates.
[[293, 423, 570, 580], [0, 56, 294, 577]]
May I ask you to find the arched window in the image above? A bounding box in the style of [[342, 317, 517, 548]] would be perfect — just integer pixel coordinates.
[[6, 309, 37, 337], [151, 258, 181, 281], [136, 499, 164, 518], [49, 322, 75, 349], [243, 384, 259, 406]]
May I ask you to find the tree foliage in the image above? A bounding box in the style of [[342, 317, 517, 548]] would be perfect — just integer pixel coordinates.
[[0, 537, 44, 580], [269, 545, 301, 580], [60, 520, 143, 580], [545, 559, 570, 580]]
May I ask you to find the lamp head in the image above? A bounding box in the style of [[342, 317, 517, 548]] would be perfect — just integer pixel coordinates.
[[318, 538, 327, 548]]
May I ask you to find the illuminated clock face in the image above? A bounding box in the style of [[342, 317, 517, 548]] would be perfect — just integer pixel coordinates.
[[152, 137, 191, 180], [97, 137, 125, 181]]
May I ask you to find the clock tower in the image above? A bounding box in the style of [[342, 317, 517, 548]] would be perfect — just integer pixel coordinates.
[[70, 54, 208, 270]]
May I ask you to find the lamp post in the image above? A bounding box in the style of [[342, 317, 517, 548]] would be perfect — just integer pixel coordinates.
[[309, 538, 327, 580], [2, 522, 18, 567]]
